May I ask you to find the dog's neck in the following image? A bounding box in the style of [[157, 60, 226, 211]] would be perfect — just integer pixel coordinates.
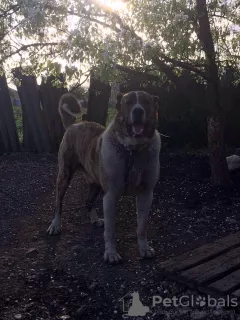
[[116, 132, 150, 153]]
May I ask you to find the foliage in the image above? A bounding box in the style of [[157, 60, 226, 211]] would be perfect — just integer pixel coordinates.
[[70, 84, 89, 99], [1, 0, 240, 85], [106, 107, 116, 126], [12, 104, 23, 142]]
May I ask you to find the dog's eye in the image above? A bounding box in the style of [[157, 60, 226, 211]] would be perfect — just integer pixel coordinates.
[[142, 99, 150, 105], [126, 100, 133, 106]]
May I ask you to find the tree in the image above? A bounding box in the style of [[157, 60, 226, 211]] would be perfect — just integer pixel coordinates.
[[1, 0, 240, 185]]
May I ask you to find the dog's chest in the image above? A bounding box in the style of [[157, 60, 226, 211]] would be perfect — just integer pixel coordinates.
[[124, 150, 149, 194]]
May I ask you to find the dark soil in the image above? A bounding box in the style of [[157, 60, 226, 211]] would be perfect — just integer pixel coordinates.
[[1, 152, 240, 320]]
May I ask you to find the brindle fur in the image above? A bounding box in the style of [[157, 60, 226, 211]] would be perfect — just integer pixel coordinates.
[[47, 91, 161, 263]]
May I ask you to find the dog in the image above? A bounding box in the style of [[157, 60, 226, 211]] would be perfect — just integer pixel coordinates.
[[47, 91, 161, 263]]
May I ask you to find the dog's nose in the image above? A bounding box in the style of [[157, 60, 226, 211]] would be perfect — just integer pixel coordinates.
[[132, 107, 145, 123]]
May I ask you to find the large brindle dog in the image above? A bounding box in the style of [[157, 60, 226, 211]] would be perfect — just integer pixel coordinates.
[[47, 91, 161, 263]]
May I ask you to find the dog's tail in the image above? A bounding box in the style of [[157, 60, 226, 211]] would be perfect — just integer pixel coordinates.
[[59, 93, 82, 129]]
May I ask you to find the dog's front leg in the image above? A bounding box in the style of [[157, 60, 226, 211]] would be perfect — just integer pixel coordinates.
[[136, 190, 155, 258], [103, 189, 122, 264]]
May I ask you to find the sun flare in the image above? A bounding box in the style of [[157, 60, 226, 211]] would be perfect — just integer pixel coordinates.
[[97, 0, 126, 12]]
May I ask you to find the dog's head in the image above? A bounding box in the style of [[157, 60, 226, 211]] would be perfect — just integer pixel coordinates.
[[115, 91, 159, 140]]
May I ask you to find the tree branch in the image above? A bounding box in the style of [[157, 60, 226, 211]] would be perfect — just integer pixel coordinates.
[[151, 58, 180, 85], [0, 4, 19, 18], [69, 72, 91, 91], [69, 11, 121, 33], [115, 64, 161, 82], [102, 9, 208, 81], [1, 42, 60, 63], [110, 11, 143, 42], [157, 52, 209, 80], [209, 14, 236, 24], [44, 3, 122, 33], [175, 5, 200, 38]]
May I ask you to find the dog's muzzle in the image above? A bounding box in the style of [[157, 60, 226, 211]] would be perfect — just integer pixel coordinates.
[[130, 107, 146, 137]]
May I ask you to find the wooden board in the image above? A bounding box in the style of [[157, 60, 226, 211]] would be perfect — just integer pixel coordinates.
[[0, 74, 20, 154], [158, 232, 240, 297], [209, 269, 240, 293]]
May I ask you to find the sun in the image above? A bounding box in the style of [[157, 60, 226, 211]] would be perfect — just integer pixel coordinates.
[[97, 0, 126, 12]]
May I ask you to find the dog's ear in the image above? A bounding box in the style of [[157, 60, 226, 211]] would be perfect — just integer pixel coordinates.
[[116, 92, 124, 111]]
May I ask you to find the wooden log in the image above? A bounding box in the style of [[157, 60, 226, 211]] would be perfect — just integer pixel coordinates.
[[14, 70, 50, 153], [0, 74, 20, 154]]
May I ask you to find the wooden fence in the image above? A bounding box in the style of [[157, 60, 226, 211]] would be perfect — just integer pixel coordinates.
[[0, 74, 20, 154], [1, 68, 240, 155], [87, 72, 111, 126], [0, 71, 112, 155]]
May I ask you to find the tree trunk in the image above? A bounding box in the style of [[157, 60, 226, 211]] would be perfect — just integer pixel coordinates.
[[196, 0, 231, 186], [207, 115, 231, 186]]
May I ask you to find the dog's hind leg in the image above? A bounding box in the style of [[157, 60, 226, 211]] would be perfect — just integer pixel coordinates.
[[86, 183, 104, 227], [47, 160, 76, 235]]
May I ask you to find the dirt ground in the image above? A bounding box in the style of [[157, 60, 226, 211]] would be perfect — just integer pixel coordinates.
[[1, 152, 240, 320]]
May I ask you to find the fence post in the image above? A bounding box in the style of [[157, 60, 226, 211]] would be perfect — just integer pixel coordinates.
[[87, 73, 111, 126], [0, 73, 20, 154], [39, 75, 66, 152], [14, 70, 50, 153]]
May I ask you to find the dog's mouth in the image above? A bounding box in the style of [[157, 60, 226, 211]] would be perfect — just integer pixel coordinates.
[[125, 120, 155, 139], [131, 123, 145, 137]]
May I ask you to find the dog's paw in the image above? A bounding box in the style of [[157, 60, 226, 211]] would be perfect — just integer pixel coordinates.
[[104, 250, 122, 264], [139, 244, 155, 259], [90, 209, 104, 227], [92, 218, 104, 227], [47, 219, 61, 235]]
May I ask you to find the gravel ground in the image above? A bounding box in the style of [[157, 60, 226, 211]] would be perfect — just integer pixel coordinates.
[[1, 152, 240, 320]]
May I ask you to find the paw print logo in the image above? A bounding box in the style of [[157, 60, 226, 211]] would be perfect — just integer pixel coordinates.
[[195, 296, 206, 307]]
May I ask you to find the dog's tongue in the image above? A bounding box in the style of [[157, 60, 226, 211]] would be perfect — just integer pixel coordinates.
[[132, 124, 144, 135]]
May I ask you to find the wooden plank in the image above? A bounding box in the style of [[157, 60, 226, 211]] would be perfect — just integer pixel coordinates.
[[209, 269, 240, 293], [87, 72, 111, 126], [0, 74, 20, 154], [158, 232, 240, 273], [15, 71, 50, 153], [159, 271, 231, 300], [39, 75, 66, 152], [232, 288, 240, 297], [180, 246, 240, 284]]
